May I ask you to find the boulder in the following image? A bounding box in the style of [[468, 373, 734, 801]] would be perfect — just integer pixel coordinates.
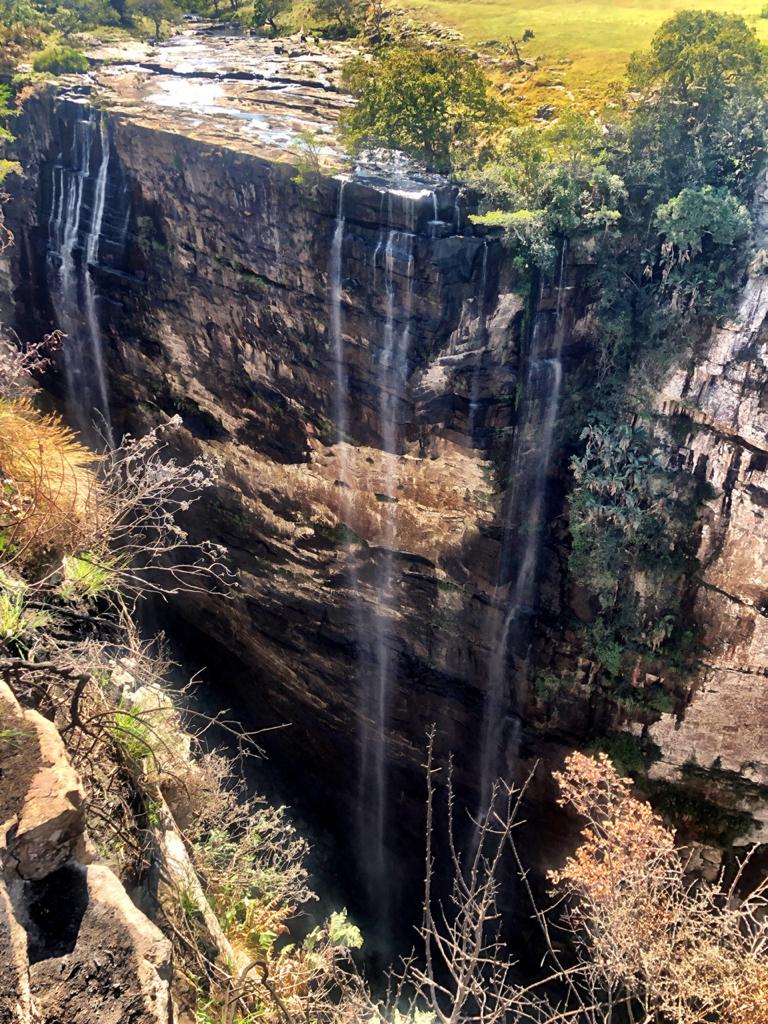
[[0, 681, 85, 881], [27, 863, 173, 1024]]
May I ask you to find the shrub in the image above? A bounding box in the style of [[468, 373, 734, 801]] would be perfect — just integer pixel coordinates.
[[0, 398, 99, 565], [32, 44, 89, 74], [551, 752, 768, 1022], [590, 730, 661, 776]]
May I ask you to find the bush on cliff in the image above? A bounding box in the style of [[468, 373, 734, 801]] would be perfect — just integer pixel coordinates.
[[31, 43, 88, 74]]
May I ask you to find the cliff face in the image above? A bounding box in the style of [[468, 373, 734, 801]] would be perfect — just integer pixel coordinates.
[[4, 33, 768, 918], [643, 176, 768, 843]]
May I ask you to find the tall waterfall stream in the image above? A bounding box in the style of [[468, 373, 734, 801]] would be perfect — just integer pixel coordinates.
[[48, 109, 115, 445], [478, 246, 568, 815], [33, 89, 570, 946]]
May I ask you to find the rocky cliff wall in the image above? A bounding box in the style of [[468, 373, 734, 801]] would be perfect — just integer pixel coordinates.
[[4, 63, 768, 925]]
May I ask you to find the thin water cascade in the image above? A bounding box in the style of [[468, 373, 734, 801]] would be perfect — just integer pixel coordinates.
[[358, 196, 417, 914], [477, 245, 568, 814], [468, 239, 490, 438], [329, 178, 349, 483], [48, 110, 114, 445]]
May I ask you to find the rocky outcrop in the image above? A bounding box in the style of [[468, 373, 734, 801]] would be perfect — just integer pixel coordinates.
[[641, 175, 768, 842], [0, 680, 85, 881], [0, 680, 174, 1023]]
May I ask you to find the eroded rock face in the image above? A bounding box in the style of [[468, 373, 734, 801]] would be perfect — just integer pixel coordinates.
[[643, 176, 768, 841], [5, 40, 768, 917], [24, 864, 173, 1024], [0, 682, 174, 1024], [3, 77, 535, 870]]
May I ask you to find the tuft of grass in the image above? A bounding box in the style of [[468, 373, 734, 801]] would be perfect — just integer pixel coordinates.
[[0, 724, 32, 750], [60, 551, 120, 601], [0, 398, 100, 564], [0, 577, 48, 653], [112, 704, 154, 766]]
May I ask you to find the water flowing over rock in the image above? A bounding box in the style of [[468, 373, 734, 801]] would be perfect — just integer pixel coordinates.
[[478, 246, 568, 816], [5, 31, 768, 933], [47, 108, 116, 445]]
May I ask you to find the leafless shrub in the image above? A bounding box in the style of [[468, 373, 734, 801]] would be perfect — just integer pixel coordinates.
[[384, 728, 564, 1024], [0, 329, 63, 399], [73, 416, 236, 604]]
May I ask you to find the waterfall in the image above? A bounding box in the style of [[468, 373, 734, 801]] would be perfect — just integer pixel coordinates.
[[48, 110, 114, 446], [478, 245, 568, 814], [330, 178, 349, 479], [468, 239, 490, 438], [358, 195, 417, 914], [430, 190, 439, 237]]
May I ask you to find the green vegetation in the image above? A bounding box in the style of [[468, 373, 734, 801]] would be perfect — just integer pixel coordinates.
[[567, 423, 698, 673], [590, 731, 661, 776], [244, 0, 289, 34], [0, 578, 47, 654], [31, 40, 88, 70], [471, 110, 624, 271], [646, 780, 757, 845], [0, 722, 31, 749], [125, 0, 180, 38], [61, 550, 120, 600], [341, 46, 499, 172]]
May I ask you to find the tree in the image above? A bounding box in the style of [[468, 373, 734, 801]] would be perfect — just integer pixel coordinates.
[[628, 11, 767, 203], [51, 0, 118, 35], [655, 185, 751, 261], [126, 0, 180, 39], [472, 112, 626, 270], [549, 752, 768, 1023], [307, 0, 363, 35], [246, 0, 289, 34], [341, 45, 500, 173], [505, 27, 534, 67]]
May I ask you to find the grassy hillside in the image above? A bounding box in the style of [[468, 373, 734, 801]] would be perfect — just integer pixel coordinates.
[[398, 0, 768, 103]]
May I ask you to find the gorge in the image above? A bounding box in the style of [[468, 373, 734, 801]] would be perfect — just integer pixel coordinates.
[[4, 20, 768, 994]]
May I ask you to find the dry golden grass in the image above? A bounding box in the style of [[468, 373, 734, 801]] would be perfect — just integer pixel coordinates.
[[0, 398, 101, 564]]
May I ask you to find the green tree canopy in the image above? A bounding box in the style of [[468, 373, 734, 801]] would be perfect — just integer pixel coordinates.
[[126, 0, 180, 37], [655, 186, 751, 258], [472, 112, 625, 269], [340, 45, 500, 173], [49, 0, 118, 35], [628, 11, 767, 203]]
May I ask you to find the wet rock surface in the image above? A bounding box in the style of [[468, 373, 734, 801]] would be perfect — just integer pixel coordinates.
[[83, 26, 354, 162]]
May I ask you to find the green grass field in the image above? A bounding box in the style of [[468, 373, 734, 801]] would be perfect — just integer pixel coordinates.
[[399, 0, 768, 102]]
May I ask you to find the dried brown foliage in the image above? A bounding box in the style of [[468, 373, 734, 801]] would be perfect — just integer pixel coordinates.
[[0, 396, 101, 563], [0, 330, 63, 399], [549, 751, 768, 1024]]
